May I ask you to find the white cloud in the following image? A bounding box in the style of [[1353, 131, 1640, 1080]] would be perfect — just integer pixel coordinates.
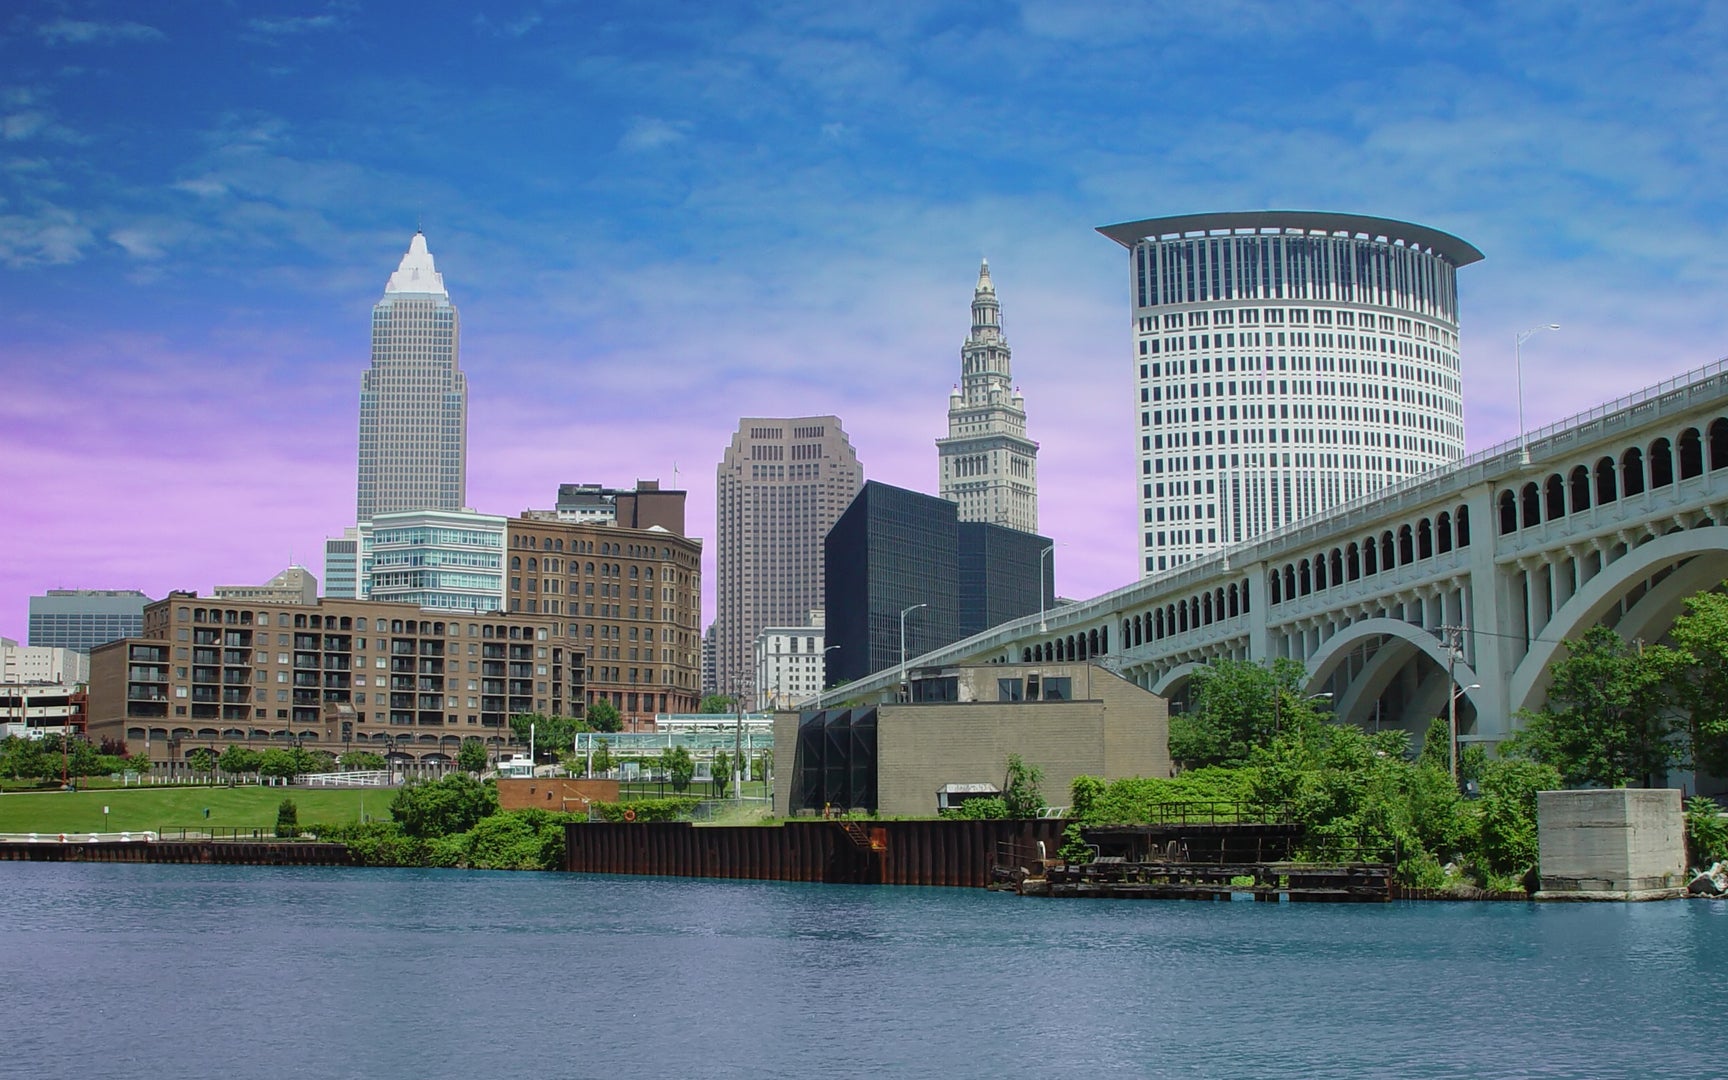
[[474, 12, 543, 38], [37, 19, 165, 46], [1, 113, 47, 141], [0, 207, 94, 266], [619, 117, 690, 153], [245, 13, 343, 40]]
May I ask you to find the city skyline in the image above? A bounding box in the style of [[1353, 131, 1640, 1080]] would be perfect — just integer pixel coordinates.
[[4, 2, 1728, 640]]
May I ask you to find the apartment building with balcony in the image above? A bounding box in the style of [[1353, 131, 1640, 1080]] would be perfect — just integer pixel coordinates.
[[86, 593, 581, 774]]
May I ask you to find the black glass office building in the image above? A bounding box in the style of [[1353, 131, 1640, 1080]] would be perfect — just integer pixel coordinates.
[[825, 482, 1049, 685]]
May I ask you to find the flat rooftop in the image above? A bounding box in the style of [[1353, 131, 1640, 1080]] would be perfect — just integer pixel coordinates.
[[1097, 210, 1484, 266]]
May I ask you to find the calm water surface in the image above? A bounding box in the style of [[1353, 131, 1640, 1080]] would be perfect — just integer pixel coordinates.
[[0, 864, 1720, 1079]]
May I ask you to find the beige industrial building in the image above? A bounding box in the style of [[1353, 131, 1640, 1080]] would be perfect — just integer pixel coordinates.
[[87, 594, 575, 773], [774, 662, 1169, 818]]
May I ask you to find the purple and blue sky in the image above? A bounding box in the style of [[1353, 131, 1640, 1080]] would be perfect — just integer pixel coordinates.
[[4, 1, 1728, 639]]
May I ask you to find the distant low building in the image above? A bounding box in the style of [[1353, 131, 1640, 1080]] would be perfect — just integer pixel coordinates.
[[753, 611, 825, 710], [773, 662, 1169, 818], [213, 565, 319, 606], [28, 589, 150, 652], [0, 683, 88, 740], [0, 638, 90, 684], [526, 480, 689, 535]]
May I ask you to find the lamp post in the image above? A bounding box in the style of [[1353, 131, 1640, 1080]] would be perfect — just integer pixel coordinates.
[[899, 603, 927, 696], [1272, 690, 1332, 737], [1447, 682, 1482, 785], [1039, 545, 1056, 632], [1515, 323, 1560, 464]]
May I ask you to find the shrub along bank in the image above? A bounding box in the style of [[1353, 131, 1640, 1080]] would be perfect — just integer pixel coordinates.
[[1061, 715, 1559, 893], [308, 774, 701, 871]]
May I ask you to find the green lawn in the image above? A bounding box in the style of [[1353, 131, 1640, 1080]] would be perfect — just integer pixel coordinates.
[[0, 786, 383, 834]]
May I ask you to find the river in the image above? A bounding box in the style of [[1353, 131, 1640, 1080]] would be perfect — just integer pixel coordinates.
[[0, 864, 1719, 1078]]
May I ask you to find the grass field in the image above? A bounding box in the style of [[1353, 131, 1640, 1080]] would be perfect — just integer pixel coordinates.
[[0, 786, 383, 834]]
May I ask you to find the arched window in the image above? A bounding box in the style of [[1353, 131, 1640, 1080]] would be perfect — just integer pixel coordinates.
[[1284, 565, 1296, 600], [1456, 505, 1470, 547], [1418, 519, 1434, 560], [1156, 609, 1166, 638], [1650, 438, 1674, 488], [1215, 588, 1226, 621], [1202, 593, 1214, 624], [1347, 542, 1361, 580], [1241, 579, 1251, 614], [1381, 531, 1396, 569], [1711, 419, 1728, 471], [1313, 555, 1327, 591], [1679, 428, 1703, 480], [1437, 512, 1453, 554], [1398, 524, 1414, 565], [1364, 536, 1379, 575], [1329, 548, 1343, 586], [1499, 491, 1517, 535], [1620, 447, 1645, 495], [1595, 456, 1617, 504], [1521, 482, 1541, 529], [1544, 474, 1565, 520], [1022, 648, 1032, 662], [1568, 465, 1591, 513], [1228, 584, 1240, 618]]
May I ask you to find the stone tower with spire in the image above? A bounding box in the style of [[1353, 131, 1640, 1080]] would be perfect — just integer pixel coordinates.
[[937, 259, 1039, 533], [356, 231, 467, 522]]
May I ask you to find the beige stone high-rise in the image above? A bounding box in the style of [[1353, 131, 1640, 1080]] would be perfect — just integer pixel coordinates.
[[357, 231, 467, 522], [937, 260, 1039, 533], [715, 417, 862, 698]]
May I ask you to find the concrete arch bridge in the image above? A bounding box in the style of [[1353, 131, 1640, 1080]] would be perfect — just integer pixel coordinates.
[[828, 360, 1728, 748]]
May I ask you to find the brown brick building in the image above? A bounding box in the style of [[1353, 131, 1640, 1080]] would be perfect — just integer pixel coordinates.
[[87, 594, 581, 774], [504, 515, 703, 728]]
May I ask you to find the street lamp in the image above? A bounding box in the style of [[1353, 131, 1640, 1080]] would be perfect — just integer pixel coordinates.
[[1449, 682, 1481, 785], [899, 603, 927, 695], [1038, 545, 1056, 632], [1273, 690, 1332, 736], [1515, 324, 1560, 464]]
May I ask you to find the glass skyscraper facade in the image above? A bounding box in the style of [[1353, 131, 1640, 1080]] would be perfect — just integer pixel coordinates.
[[28, 589, 150, 652], [1097, 211, 1482, 576], [356, 231, 467, 523]]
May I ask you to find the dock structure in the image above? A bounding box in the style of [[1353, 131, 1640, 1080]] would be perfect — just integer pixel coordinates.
[[998, 809, 1397, 903], [0, 834, 352, 866]]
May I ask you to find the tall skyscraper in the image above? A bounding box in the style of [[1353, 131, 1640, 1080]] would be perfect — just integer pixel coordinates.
[[356, 231, 468, 523], [715, 417, 863, 697], [1097, 211, 1482, 575], [937, 259, 1039, 533]]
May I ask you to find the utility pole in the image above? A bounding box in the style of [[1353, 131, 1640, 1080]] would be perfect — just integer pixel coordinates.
[[1445, 626, 1462, 785], [732, 680, 748, 803]]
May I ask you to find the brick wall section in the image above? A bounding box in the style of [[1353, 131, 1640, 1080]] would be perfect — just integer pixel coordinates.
[[497, 777, 619, 814]]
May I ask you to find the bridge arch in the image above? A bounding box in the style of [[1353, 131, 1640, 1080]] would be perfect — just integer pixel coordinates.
[[1150, 661, 1207, 698], [1303, 617, 1482, 730], [1509, 526, 1728, 714]]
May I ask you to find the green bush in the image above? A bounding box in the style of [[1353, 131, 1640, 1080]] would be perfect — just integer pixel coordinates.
[[591, 797, 700, 823], [939, 797, 1007, 820], [1685, 796, 1728, 867], [390, 774, 498, 838], [1473, 758, 1560, 879]]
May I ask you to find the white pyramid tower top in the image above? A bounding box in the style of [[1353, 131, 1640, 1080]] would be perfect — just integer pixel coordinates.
[[384, 231, 447, 296]]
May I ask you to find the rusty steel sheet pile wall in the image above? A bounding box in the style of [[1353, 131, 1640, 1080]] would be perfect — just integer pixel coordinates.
[[563, 819, 1066, 887]]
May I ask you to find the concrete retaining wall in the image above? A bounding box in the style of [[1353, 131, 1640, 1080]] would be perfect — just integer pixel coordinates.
[[1536, 788, 1686, 901]]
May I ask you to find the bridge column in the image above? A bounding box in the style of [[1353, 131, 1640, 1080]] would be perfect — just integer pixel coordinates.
[[1466, 482, 1516, 741]]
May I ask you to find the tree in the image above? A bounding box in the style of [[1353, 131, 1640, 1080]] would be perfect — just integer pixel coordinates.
[[1513, 625, 1689, 788], [390, 774, 499, 838], [275, 798, 300, 838], [1168, 657, 1317, 769], [457, 739, 488, 776], [341, 750, 387, 771], [1003, 754, 1045, 818], [1474, 758, 1562, 881], [659, 745, 695, 792], [257, 748, 299, 783], [1667, 589, 1728, 777], [0, 737, 47, 782], [711, 750, 731, 797], [591, 737, 614, 776], [699, 695, 734, 715], [187, 748, 217, 775], [508, 713, 588, 761], [219, 745, 261, 780], [586, 700, 622, 733]]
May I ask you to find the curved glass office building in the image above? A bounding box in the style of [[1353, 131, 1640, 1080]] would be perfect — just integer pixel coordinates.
[[1098, 211, 1483, 575]]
